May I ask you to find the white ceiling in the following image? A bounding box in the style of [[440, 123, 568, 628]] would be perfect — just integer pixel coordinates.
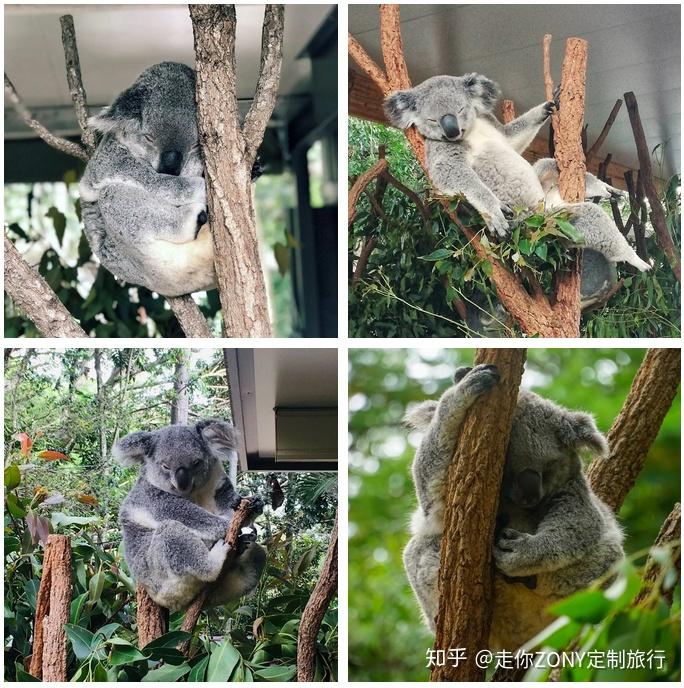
[[350, 4, 681, 177], [5, 4, 332, 125]]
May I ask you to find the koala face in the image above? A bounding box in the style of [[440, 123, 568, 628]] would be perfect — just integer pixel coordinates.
[[384, 73, 502, 142], [113, 419, 237, 497], [503, 391, 609, 508], [90, 62, 203, 177]]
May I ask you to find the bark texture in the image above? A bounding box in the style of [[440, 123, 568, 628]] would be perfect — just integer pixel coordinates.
[[29, 535, 72, 680], [624, 91, 681, 282], [178, 498, 255, 655], [349, 9, 587, 337], [634, 503, 681, 607], [348, 159, 388, 226], [501, 99, 516, 124], [586, 348, 681, 512], [136, 585, 168, 648], [190, 4, 284, 337], [297, 511, 339, 682], [166, 295, 213, 337], [4, 235, 88, 338], [431, 349, 527, 682]]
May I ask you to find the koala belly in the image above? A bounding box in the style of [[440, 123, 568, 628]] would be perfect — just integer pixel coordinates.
[[146, 226, 217, 296], [466, 121, 544, 207], [489, 575, 559, 651]]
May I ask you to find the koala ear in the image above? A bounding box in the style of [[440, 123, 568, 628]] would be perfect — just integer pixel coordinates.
[[89, 83, 147, 133], [565, 412, 609, 457], [463, 73, 502, 111], [404, 400, 438, 431], [384, 89, 418, 129], [112, 431, 154, 467], [196, 419, 238, 459]]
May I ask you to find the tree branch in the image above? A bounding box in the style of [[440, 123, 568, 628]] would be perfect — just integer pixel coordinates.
[[4, 234, 88, 337], [348, 34, 390, 94], [242, 5, 285, 165], [4, 73, 88, 161], [586, 348, 681, 512], [166, 295, 213, 337], [348, 158, 388, 226], [59, 15, 97, 156], [431, 349, 527, 681], [586, 99, 622, 160], [190, 4, 274, 337], [296, 510, 338, 682]]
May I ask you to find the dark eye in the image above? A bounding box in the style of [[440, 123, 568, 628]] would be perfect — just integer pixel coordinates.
[[426, 119, 437, 124], [161, 463, 170, 471], [193, 459, 201, 467], [143, 133, 154, 143]]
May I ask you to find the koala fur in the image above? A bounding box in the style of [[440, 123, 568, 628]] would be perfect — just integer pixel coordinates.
[[403, 365, 624, 651], [533, 158, 650, 272], [384, 75, 650, 272], [114, 419, 266, 611]]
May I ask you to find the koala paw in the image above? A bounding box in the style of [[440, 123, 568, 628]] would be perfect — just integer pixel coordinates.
[[236, 528, 257, 556], [207, 539, 230, 579], [462, 364, 500, 397], [247, 495, 265, 517], [493, 529, 533, 576], [180, 203, 208, 242], [486, 208, 511, 239], [543, 100, 558, 119], [251, 158, 264, 181], [180, 176, 207, 205], [452, 366, 472, 384]]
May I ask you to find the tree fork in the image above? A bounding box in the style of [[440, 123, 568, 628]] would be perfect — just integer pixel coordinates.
[[431, 349, 527, 682]]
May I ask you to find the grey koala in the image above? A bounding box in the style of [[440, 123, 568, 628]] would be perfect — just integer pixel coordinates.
[[114, 419, 267, 612], [384, 74, 650, 273], [403, 365, 624, 650], [80, 62, 261, 297]]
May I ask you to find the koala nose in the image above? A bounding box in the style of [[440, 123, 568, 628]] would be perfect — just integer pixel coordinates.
[[175, 466, 191, 491], [159, 149, 183, 176], [440, 114, 461, 140]]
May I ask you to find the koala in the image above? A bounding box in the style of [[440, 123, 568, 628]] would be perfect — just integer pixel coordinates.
[[114, 419, 267, 612], [403, 365, 624, 650], [384, 75, 650, 273], [534, 158, 650, 272], [80, 62, 261, 297]]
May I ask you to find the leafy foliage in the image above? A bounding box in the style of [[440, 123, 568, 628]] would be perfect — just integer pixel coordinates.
[[348, 348, 680, 681], [4, 349, 337, 681], [348, 117, 681, 338]]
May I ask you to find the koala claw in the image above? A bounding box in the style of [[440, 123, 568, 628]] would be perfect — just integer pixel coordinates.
[[496, 528, 525, 550], [236, 529, 257, 556], [488, 212, 511, 239], [452, 366, 472, 384], [247, 495, 265, 516], [207, 539, 230, 578], [463, 364, 500, 395]]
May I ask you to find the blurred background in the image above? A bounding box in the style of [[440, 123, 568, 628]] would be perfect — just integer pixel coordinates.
[[348, 347, 680, 681]]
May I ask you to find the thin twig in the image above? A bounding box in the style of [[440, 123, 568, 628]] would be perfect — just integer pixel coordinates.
[[59, 15, 96, 155], [4, 74, 88, 161], [348, 159, 388, 226], [166, 295, 213, 337], [586, 99, 622, 159]]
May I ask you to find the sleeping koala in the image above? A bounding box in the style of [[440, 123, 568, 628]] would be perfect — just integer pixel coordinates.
[[403, 365, 624, 650], [114, 419, 266, 611], [80, 62, 261, 297], [384, 75, 650, 272]]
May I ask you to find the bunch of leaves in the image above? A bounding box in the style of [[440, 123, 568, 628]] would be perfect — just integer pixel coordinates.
[[511, 550, 680, 682]]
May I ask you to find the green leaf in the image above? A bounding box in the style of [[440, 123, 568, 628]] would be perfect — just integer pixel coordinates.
[[188, 654, 210, 682], [555, 218, 585, 244], [142, 630, 191, 650], [64, 624, 97, 660], [45, 207, 67, 245], [88, 570, 105, 604], [51, 512, 99, 528], [109, 644, 147, 667], [525, 214, 545, 227], [518, 239, 533, 255], [4, 463, 21, 490], [70, 592, 88, 625], [207, 638, 241, 681], [534, 243, 548, 261], [481, 260, 493, 277], [419, 248, 453, 261], [293, 547, 317, 577], [6, 492, 26, 518], [549, 589, 611, 623], [255, 665, 297, 681], [273, 243, 290, 276], [141, 662, 191, 682]]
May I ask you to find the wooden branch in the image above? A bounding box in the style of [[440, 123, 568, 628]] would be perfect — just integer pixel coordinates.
[[384, 170, 430, 230], [634, 502, 681, 607], [352, 237, 377, 286], [542, 34, 559, 132], [4, 234, 88, 337], [242, 5, 285, 165], [29, 535, 72, 680], [501, 99, 516, 124], [296, 511, 339, 682], [348, 158, 388, 226], [348, 33, 390, 94], [379, 4, 412, 90], [586, 99, 622, 160], [59, 15, 96, 156], [136, 584, 168, 648], [4, 73, 88, 161], [190, 4, 274, 337], [587, 348, 681, 512], [178, 498, 255, 656], [431, 349, 527, 681], [624, 91, 680, 282], [166, 295, 213, 337]]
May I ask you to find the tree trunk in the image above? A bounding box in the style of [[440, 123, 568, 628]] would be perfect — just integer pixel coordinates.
[[170, 351, 190, 425], [136, 584, 168, 649], [297, 511, 339, 682], [190, 4, 284, 337], [4, 235, 88, 338], [431, 349, 527, 682], [586, 348, 681, 512], [29, 535, 72, 680], [93, 349, 107, 462]]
